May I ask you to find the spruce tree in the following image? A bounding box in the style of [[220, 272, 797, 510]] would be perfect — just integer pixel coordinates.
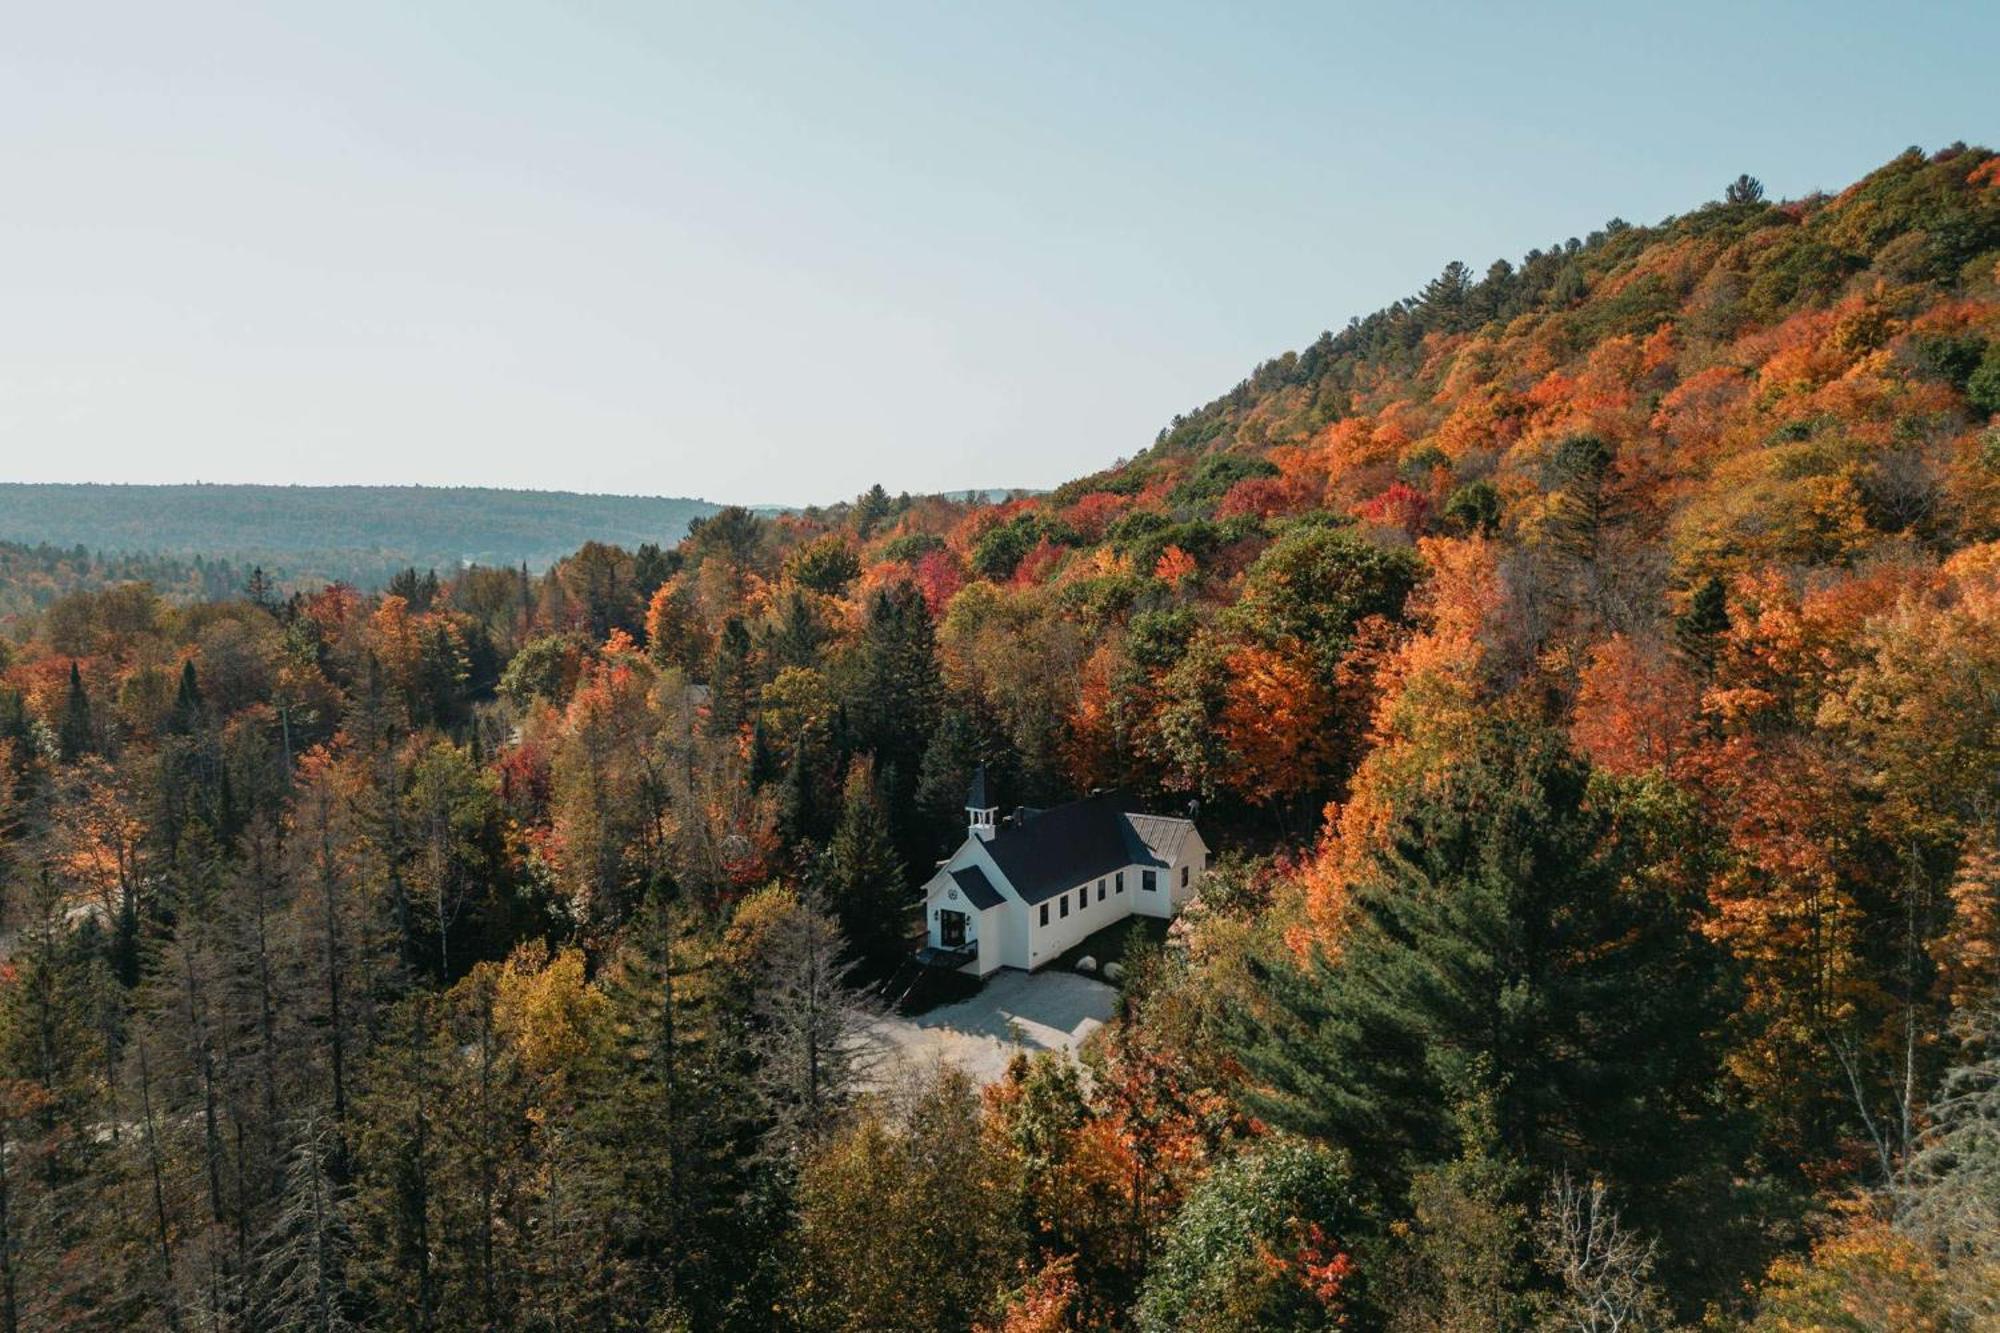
[[170, 659, 204, 736], [777, 735, 821, 852], [845, 582, 941, 808], [821, 759, 908, 970], [750, 890, 869, 1164], [1235, 723, 1725, 1230], [578, 884, 763, 1325], [349, 994, 443, 1328], [0, 869, 115, 1322], [245, 566, 278, 614], [57, 663, 91, 761], [707, 617, 754, 740], [915, 707, 984, 850], [746, 715, 776, 790], [1674, 575, 1731, 673], [1418, 259, 1475, 331], [853, 483, 892, 539], [765, 588, 830, 670], [255, 1115, 356, 1333]]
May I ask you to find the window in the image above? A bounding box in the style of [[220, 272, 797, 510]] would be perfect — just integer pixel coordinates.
[[1142, 870, 1158, 892], [1097, 882, 1106, 903], [1060, 894, 1070, 919], [1181, 865, 1190, 888], [1115, 871, 1125, 893], [1039, 903, 1049, 927]]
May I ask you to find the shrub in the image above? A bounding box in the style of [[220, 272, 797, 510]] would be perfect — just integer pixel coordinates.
[[879, 531, 945, 564], [1968, 343, 2000, 417], [1136, 1141, 1362, 1332], [1171, 452, 1281, 508], [1444, 481, 1502, 536]]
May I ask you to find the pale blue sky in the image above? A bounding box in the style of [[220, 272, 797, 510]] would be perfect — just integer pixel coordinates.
[[0, 3, 1992, 505]]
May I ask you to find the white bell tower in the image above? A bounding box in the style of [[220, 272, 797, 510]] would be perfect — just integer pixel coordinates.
[[966, 764, 998, 841]]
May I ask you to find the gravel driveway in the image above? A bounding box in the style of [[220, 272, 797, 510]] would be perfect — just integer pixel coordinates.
[[863, 969, 1120, 1087]]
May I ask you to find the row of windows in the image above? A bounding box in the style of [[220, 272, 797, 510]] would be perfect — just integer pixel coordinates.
[[1039, 866, 1171, 927]]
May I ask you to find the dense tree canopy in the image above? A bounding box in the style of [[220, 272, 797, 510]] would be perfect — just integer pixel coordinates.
[[0, 144, 1997, 1328]]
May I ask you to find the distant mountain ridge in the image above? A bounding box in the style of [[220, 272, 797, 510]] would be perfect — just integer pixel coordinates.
[[0, 482, 721, 589]]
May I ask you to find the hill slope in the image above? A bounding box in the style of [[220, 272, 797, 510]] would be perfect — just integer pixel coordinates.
[[2, 145, 1999, 1327], [0, 482, 720, 588]]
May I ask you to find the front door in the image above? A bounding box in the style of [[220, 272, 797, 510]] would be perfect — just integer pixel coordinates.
[[939, 910, 968, 948]]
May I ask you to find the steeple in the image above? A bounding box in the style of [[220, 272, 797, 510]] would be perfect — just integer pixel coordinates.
[[966, 764, 997, 841]]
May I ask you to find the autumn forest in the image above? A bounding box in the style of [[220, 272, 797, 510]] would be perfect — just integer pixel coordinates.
[[4, 145, 2000, 1330]]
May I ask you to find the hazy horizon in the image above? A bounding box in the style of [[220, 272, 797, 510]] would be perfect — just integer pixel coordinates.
[[2, 2, 1994, 503], [0, 478, 1011, 511]]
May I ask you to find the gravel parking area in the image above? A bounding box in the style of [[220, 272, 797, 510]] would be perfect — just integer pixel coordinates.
[[863, 968, 1119, 1087]]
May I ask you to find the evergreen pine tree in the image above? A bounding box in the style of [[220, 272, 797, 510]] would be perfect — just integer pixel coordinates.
[[765, 588, 830, 670], [747, 715, 776, 790], [578, 884, 763, 1325], [1235, 724, 1726, 1230], [349, 994, 443, 1329], [1418, 260, 1475, 331], [170, 660, 204, 736], [915, 707, 984, 849], [57, 663, 91, 761], [1724, 173, 1765, 205], [1674, 575, 1731, 673], [845, 582, 941, 810], [854, 483, 892, 539], [0, 687, 31, 765], [750, 890, 870, 1164], [777, 735, 820, 852], [245, 566, 278, 614], [256, 1115, 356, 1333], [822, 759, 908, 970], [632, 541, 675, 607], [0, 869, 115, 1324], [1541, 433, 1614, 564], [707, 618, 754, 740]]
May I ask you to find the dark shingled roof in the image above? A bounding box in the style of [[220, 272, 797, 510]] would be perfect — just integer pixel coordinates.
[[948, 864, 1004, 910], [982, 791, 1195, 906]]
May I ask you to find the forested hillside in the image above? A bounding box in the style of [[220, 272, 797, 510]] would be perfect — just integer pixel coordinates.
[[0, 541, 254, 629], [0, 484, 721, 589], [1, 144, 1998, 1330]]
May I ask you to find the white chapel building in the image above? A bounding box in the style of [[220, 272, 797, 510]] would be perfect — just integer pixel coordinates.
[[917, 766, 1210, 977]]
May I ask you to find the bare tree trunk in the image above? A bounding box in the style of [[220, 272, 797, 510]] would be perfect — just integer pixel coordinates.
[[379, 749, 413, 978], [0, 1117, 17, 1333], [475, 991, 498, 1328], [407, 1004, 437, 1333], [30, 871, 62, 1193], [1832, 1035, 1896, 1183], [180, 934, 226, 1224], [316, 812, 347, 1128], [656, 892, 682, 1312], [251, 833, 282, 1136], [137, 1040, 183, 1331]]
